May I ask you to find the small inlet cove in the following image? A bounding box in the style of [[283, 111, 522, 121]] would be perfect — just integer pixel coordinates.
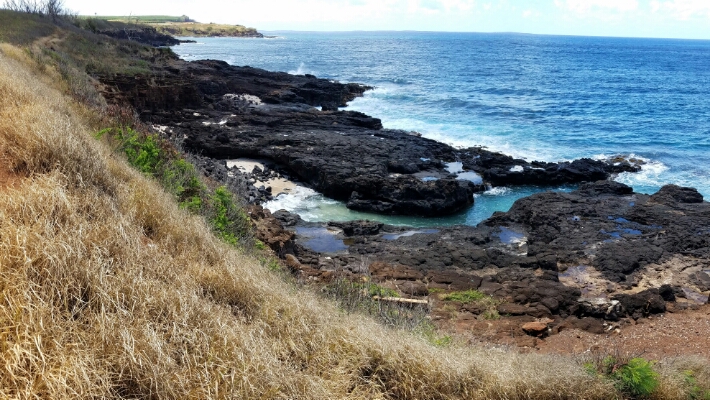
[[173, 32, 710, 227]]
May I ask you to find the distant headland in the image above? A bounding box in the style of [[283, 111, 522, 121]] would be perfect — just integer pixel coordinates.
[[78, 15, 264, 41]]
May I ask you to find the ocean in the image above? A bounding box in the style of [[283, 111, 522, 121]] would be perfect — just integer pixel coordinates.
[[172, 32, 710, 227]]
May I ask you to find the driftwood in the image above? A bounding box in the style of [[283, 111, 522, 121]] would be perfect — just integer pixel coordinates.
[[372, 296, 428, 305]]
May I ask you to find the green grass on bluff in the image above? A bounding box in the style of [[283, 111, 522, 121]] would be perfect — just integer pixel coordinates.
[[85, 15, 261, 37]]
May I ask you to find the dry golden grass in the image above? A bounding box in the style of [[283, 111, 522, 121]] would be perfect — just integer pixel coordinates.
[[0, 32, 707, 399]]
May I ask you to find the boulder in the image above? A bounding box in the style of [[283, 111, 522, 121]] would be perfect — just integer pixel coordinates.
[[426, 271, 483, 291], [522, 321, 549, 337], [612, 289, 666, 319], [328, 220, 384, 236], [577, 180, 634, 196], [650, 184, 704, 204]]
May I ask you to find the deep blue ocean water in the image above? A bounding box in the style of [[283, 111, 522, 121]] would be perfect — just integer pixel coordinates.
[[173, 32, 710, 227]]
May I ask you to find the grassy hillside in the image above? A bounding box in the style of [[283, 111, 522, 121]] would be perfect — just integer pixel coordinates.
[[96, 15, 193, 23], [148, 22, 262, 38], [0, 8, 707, 399]]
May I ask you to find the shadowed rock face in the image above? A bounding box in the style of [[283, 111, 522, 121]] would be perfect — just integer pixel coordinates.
[[98, 58, 640, 217], [97, 27, 183, 47]]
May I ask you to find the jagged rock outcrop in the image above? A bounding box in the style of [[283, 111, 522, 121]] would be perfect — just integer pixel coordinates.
[[96, 27, 183, 47], [98, 58, 640, 217]]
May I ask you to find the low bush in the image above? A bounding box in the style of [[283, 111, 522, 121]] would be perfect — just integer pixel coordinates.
[[441, 289, 501, 320], [442, 289, 486, 303], [613, 357, 659, 397], [96, 126, 251, 246], [585, 355, 659, 398]]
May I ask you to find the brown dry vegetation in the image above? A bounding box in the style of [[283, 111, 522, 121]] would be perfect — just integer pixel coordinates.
[[0, 10, 708, 399]]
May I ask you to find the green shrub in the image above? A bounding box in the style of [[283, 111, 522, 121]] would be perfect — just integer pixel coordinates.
[[367, 283, 400, 298], [99, 126, 161, 175], [416, 321, 453, 347], [208, 186, 240, 245], [481, 308, 500, 320], [612, 357, 659, 397], [442, 289, 485, 303], [96, 127, 252, 247], [162, 158, 206, 212], [586, 356, 659, 398]]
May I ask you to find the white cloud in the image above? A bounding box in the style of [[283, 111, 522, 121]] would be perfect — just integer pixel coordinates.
[[556, 0, 639, 14], [209, 0, 477, 23], [650, 0, 710, 19], [62, 0, 710, 37], [522, 9, 541, 18]]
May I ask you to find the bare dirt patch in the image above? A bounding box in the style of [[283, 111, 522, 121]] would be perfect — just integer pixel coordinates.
[[436, 300, 710, 359], [535, 305, 710, 359]]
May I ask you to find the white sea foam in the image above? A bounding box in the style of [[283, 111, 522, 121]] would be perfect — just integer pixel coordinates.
[[614, 157, 670, 190], [263, 186, 338, 221], [288, 62, 314, 76], [351, 95, 561, 162], [509, 165, 524, 172], [483, 186, 511, 196], [223, 93, 263, 106]]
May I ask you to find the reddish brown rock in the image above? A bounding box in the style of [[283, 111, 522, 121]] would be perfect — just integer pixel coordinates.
[[284, 254, 301, 270], [394, 280, 429, 297], [249, 205, 295, 256], [522, 321, 549, 337], [498, 303, 536, 316]]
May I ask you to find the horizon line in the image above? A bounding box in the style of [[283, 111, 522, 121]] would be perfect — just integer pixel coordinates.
[[76, 15, 710, 41], [253, 29, 710, 42]]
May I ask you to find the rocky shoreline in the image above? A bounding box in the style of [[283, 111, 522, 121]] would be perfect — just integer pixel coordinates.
[[101, 57, 641, 217], [96, 46, 709, 344], [260, 181, 709, 340]]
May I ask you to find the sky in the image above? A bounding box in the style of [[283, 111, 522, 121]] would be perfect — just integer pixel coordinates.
[[64, 0, 710, 39]]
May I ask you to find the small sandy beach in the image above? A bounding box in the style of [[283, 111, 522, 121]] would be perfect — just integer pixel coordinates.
[[226, 158, 297, 196]]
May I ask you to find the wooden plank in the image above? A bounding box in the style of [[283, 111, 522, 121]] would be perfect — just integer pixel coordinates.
[[372, 296, 428, 305]]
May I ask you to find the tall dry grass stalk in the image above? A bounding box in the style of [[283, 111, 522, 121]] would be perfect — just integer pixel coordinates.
[[0, 43, 679, 399]]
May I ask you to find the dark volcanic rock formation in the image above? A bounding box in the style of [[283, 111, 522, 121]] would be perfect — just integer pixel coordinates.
[[96, 27, 182, 47], [94, 39, 706, 335], [282, 182, 709, 329], [98, 58, 640, 216]]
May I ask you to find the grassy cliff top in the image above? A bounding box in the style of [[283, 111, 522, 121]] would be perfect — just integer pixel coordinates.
[[88, 15, 262, 37]]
